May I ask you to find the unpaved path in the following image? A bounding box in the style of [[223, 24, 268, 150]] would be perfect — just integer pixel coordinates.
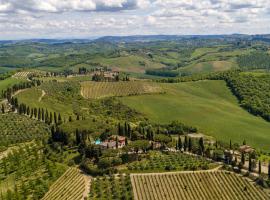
[[81, 171, 92, 200], [38, 90, 46, 102]]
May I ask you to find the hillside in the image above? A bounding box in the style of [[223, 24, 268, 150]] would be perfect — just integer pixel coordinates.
[[121, 80, 270, 151]]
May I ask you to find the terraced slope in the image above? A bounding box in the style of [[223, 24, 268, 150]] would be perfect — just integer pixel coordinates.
[[131, 171, 269, 200], [42, 168, 91, 200]]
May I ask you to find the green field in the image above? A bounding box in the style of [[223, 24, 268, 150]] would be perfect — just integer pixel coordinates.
[[91, 55, 164, 73], [179, 61, 238, 74], [81, 81, 163, 99], [0, 78, 24, 94], [121, 80, 270, 151]]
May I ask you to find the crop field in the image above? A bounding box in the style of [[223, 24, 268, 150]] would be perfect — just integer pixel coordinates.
[[91, 55, 164, 73], [81, 81, 163, 99], [89, 174, 133, 200], [42, 167, 90, 200], [180, 60, 238, 74], [126, 152, 214, 172], [0, 113, 50, 147], [131, 171, 269, 200], [121, 80, 270, 151]]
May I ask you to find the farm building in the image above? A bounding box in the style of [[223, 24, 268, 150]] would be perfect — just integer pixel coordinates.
[[239, 145, 255, 154], [99, 135, 126, 149]]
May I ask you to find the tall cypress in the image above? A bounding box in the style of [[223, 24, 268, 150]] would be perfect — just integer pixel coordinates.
[[178, 136, 182, 151], [188, 138, 192, 152], [184, 136, 188, 151]]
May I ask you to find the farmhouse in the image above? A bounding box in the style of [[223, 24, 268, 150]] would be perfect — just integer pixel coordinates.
[[99, 135, 127, 149], [239, 145, 255, 154]]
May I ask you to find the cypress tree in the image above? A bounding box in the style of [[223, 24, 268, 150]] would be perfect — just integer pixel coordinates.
[[230, 139, 232, 149], [241, 152, 245, 165], [258, 160, 261, 174], [184, 135, 188, 151], [69, 116, 72, 122], [41, 108, 45, 121], [178, 136, 182, 151], [1, 104, 4, 113], [125, 137, 128, 145], [54, 112, 57, 124], [199, 137, 204, 155], [248, 154, 252, 172], [38, 108, 41, 120], [116, 136, 119, 149], [49, 112, 53, 124], [188, 138, 192, 152], [175, 140, 178, 150], [58, 113, 62, 124], [268, 162, 270, 179]]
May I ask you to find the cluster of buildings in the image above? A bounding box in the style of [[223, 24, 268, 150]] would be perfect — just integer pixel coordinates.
[[95, 135, 126, 149]]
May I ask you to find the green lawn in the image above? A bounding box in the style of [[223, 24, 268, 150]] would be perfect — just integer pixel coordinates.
[[121, 80, 270, 151]]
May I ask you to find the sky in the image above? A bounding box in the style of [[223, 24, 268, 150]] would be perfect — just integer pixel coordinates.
[[0, 0, 270, 39]]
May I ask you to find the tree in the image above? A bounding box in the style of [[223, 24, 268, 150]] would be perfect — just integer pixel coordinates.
[[241, 152, 245, 165], [1, 104, 4, 113], [116, 136, 119, 149], [248, 154, 252, 172], [188, 138, 192, 152], [258, 160, 261, 174], [268, 162, 270, 179], [230, 139, 232, 149], [199, 137, 204, 155], [58, 113, 62, 124], [178, 136, 182, 151], [184, 136, 188, 151]]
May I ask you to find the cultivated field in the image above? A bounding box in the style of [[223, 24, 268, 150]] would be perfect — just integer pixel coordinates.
[[89, 174, 133, 200], [0, 113, 50, 147], [81, 81, 163, 99], [131, 171, 269, 200], [42, 167, 90, 200], [121, 80, 270, 151]]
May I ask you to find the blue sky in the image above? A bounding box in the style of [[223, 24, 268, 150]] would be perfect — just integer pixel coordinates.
[[0, 0, 270, 39]]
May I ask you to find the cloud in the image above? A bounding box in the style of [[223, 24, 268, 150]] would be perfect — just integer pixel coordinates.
[[0, 0, 270, 39], [0, 0, 150, 13]]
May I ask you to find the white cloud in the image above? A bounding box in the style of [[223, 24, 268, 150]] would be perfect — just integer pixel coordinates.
[[0, 0, 270, 39]]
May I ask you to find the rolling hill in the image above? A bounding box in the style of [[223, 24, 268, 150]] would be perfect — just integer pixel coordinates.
[[121, 80, 270, 151]]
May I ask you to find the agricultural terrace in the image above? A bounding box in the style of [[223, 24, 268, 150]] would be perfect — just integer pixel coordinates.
[[121, 80, 270, 151], [81, 81, 163, 99], [42, 167, 90, 200], [89, 174, 133, 200], [0, 113, 50, 147], [125, 151, 215, 173], [131, 171, 269, 200]]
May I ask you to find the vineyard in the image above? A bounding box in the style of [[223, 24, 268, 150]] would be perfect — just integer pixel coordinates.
[[42, 167, 90, 200], [0, 143, 66, 199], [131, 171, 269, 200], [81, 81, 163, 99], [89, 174, 134, 200], [12, 71, 33, 78], [0, 113, 50, 147], [126, 151, 214, 172]]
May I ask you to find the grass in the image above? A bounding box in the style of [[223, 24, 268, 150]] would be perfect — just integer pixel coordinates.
[[0, 77, 25, 94], [121, 80, 270, 151], [179, 61, 238, 74], [91, 55, 164, 73]]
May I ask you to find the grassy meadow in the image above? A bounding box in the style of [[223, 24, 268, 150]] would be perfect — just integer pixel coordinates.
[[121, 80, 270, 151], [0, 78, 25, 94]]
